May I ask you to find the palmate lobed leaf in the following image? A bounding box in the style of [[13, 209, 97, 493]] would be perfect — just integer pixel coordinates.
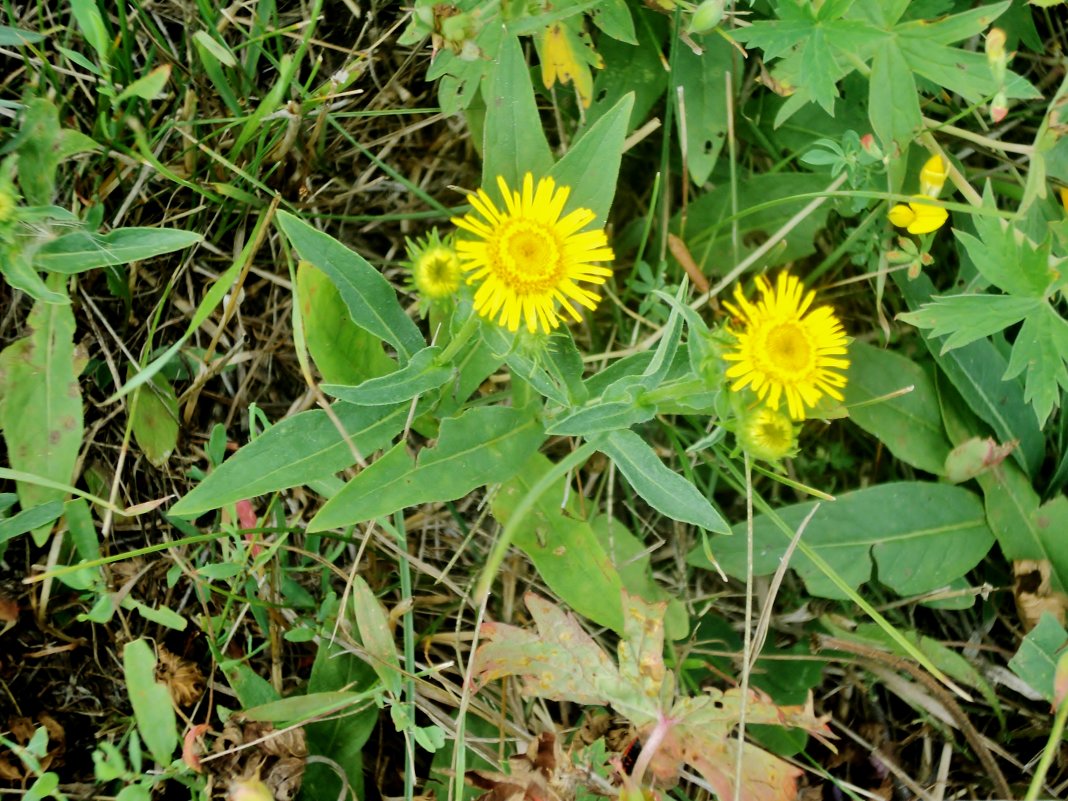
[[897, 294, 1042, 353], [472, 593, 831, 801]]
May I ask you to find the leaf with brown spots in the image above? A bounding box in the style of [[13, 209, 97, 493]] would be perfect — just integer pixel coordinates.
[[472, 593, 833, 801], [0, 275, 83, 546]]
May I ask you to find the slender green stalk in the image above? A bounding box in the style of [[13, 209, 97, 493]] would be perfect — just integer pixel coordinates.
[[392, 511, 418, 801], [1025, 695, 1068, 801]]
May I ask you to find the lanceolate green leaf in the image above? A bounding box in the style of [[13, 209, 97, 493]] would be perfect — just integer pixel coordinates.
[[323, 347, 452, 406], [548, 93, 634, 224], [481, 34, 553, 193], [123, 640, 178, 765], [308, 406, 545, 531], [296, 261, 396, 386], [0, 281, 84, 546], [170, 402, 411, 516], [33, 228, 202, 274], [691, 482, 993, 600], [276, 210, 424, 361], [600, 430, 729, 533]]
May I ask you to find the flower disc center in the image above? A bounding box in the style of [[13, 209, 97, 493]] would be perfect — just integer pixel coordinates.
[[494, 220, 562, 292], [764, 322, 814, 375]]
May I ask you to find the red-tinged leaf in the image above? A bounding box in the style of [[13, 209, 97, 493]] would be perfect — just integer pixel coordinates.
[[182, 723, 210, 773], [471, 593, 833, 801], [473, 593, 624, 708], [617, 594, 669, 714]]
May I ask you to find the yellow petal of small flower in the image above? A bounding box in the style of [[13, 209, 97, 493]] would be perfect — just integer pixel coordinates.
[[887, 203, 916, 229], [888, 195, 948, 235], [905, 195, 948, 235], [451, 173, 614, 334], [919, 154, 949, 198], [722, 273, 849, 421]]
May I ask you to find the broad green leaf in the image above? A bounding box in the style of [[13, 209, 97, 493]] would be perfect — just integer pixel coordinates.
[[589, 0, 635, 42], [309, 406, 545, 530], [895, 272, 1042, 478], [170, 402, 411, 515], [549, 93, 633, 225], [116, 65, 171, 103], [323, 346, 452, 406], [600, 430, 729, 533], [350, 576, 403, 695], [276, 210, 424, 361], [585, 27, 665, 133], [691, 482, 993, 600], [122, 640, 177, 765], [843, 342, 949, 475], [130, 373, 179, 467], [481, 34, 553, 193], [672, 38, 733, 184], [303, 639, 379, 801], [0, 281, 84, 545], [296, 261, 396, 385], [222, 660, 280, 708], [898, 294, 1042, 353], [869, 40, 920, 149], [0, 25, 45, 46], [1003, 305, 1068, 427], [938, 380, 1065, 588], [33, 228, 202, 274], [1008, 613, 1068, 702]]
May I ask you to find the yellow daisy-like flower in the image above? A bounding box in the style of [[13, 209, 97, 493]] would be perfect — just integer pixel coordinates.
[[723, 273, 850, 420], [451, 173, 614, 334], [738, 406, 799, 462], [888, 194, 948, 235]]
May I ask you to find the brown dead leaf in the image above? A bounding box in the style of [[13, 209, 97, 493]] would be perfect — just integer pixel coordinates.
[[208, 719, 307, 801], [473, 593, 833, 801], [1014, 559, 1068, 630], [156, 646, 205, 706], [467, 733, 578, 801]]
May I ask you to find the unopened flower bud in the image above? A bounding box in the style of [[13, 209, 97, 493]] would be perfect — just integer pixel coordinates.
[[986, 28, 1006, 62], [860, 133, 883, 159], [688, 0, 726, 33], [990, 90, 1008, 124]]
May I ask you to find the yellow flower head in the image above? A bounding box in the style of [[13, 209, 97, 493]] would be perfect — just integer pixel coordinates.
[[451, 173, 614, 334], [888, 194, 948, 235], [738, 406, 799, 462], [407, 230, 461, 301], [723, 273, 850, 420], [918, 155, 949, 198]]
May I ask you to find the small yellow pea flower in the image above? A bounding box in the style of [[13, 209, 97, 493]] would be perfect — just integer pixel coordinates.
[[888, 195, 948, 235], [919, 155, 949, 198]]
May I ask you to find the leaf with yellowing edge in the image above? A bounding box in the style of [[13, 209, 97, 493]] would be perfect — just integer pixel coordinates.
[[472, 592, 834, 801]]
